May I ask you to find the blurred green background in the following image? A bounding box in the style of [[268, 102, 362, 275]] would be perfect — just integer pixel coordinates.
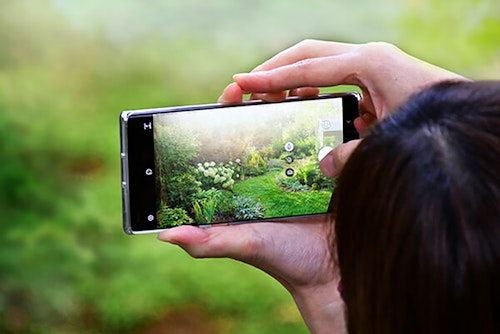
[[0, 0, 498, 333]]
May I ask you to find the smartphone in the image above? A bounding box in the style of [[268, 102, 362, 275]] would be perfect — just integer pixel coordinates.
[[120, 93, 360, 234]]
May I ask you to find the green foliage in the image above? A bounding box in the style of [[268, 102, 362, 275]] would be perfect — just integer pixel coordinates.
[[281, 116, 318, 159], [276, 175, 310, 192], [159, 173, 201, 211], [292, 136, 318, 159], [244, 150, 268, 177], [232, 196, 266, 221], [295, 162, 319, 187], [155, 125, 203, 210], [155, 125, 201, 178], [191, 188, 228, 202], [191, 188, 267, 222], [0, 0, 496, 333], [295, 161, 336, 190], [233, 173, 332, 217], [267, 158, 286, 173], [0, 73, 104, 334], [396, 0, 500, 78], [192, 188, 236, 221], [157, 204, 193, 228], [193, 198, 217, 224], [258, 144, 280, 160]]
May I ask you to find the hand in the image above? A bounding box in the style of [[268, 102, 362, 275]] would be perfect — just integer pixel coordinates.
[[158, 215, 346, 334], [218, 40, 468, 176]]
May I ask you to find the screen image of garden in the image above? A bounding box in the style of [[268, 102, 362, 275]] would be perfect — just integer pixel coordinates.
[[153, 98, 344, 228]]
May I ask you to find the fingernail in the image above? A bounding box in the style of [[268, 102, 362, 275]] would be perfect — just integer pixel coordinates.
[[319, 154, 338, 178], [232, 73, 252, 80], [217, 92, 228, 104], [318, 146, 333, 162]]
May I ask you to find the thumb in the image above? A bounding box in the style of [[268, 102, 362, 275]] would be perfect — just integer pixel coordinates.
[[158, 224, 258, 260], [318, 140, 361, 177], [158, 225, 214, 258]]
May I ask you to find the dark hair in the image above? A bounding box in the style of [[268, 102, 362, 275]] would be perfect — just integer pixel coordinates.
[[333, 81, 500, 334]]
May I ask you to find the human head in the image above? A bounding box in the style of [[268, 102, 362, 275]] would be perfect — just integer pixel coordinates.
[[333, 81, 500, 333]]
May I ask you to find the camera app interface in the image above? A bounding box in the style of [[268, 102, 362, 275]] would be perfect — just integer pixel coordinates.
[[153, 98, 343, 228]]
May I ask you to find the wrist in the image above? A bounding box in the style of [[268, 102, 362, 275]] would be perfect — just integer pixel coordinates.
[[288, 281, 346, 334]]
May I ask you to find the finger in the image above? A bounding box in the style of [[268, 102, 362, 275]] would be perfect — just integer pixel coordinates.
[[288, 87, 320, 97], [158, 216, 329, 260], [234, 54, 361, 94], [249, 91, 288, 102], [253, 40, 358, 72], [158, 225, 252, 259], [218, 82, 244, 105], [319, 139, 361, 177], [248, 87, 320, 102], [355, 113, 377, 135], [158, 225, 207, 245], [158, 225, 211, 257], [318, 146, 334, 162], [318, 147, 336, 177]]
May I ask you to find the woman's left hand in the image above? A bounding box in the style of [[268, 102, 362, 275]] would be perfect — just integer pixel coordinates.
[[158, 215, 346, 334]]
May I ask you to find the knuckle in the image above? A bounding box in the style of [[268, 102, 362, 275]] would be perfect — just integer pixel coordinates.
[[242, 234, 263, 255], [293, 58, 316, 70], [351, 42, 404, 72], [294, 38, 320, 51], [240, 228, 266, 261], [360, 41, 401, 57]]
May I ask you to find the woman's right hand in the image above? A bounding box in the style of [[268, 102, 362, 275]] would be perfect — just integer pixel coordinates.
[[218, 40, 468, 176]]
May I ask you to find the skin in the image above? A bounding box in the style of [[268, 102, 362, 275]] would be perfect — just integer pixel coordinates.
[[159, 40, 466, 333], [219, 40, 466, 177], [159, 215, 346, 334]]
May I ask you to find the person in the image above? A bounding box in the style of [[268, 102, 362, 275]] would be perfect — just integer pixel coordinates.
[[158, 40, 499, 333], [332, 80, 500, 333]]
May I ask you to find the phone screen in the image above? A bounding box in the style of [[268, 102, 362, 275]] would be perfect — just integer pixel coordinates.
[[121, 93, 359, 234]]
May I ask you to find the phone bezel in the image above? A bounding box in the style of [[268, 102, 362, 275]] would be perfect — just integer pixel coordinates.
[[120, 92, 360, 234]]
